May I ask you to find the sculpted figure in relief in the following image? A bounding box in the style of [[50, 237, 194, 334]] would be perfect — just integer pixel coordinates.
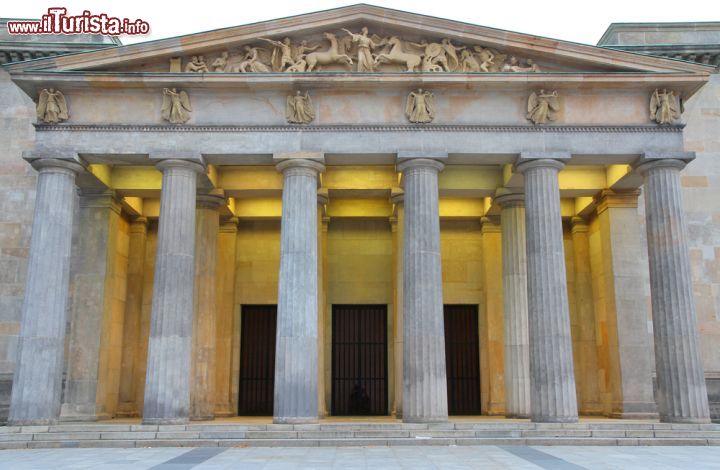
[[293, 40, 321, 62], [237, 46, 271, 73], [460, 49, 481, 72], [341, 27, 386, 72], [526, 89, 560, 125], [286, 91, 315, 124], [374, 37, 422, 72], [161, 88, 192, 124], [185, 55, 209, 72], [260, 37, 295, 72], [305, 32, 354, 72], [410, 40, 449, 72], [441, 39, 464, 72], [286, 54, 308, 72], [405, 88, 435, 123], [650, 89, 682, 125], [37, 88, 69, 124], [211, 52, 229, 72]]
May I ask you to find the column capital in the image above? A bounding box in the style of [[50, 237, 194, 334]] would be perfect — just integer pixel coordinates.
[[397, 158, 445, 174], [196, 191, 226, 209], [635, 158, 688, 176], [390, 188, 405, 204], [130, 217, 148, 234], [570, 216, 589, 234], [276, 158, 326, 176], [30, 158, 85, 175], [516, 158, 566, 174], [155, 159, 206, 174], [317, 188, 329, 205], [494, 188, 525, 208], [594, 189, 641, 215], [219, 217, 239, 233]]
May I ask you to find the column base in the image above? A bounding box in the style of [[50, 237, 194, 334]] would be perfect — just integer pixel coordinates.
[[531, 415, 579, 424], [190, 414, 215, 421], [7, 417, 58, 426], [273, 416, 319, 424], [660, 416, 712, 424], [505, 413, 530, 419], [60, 403, 99, 422]]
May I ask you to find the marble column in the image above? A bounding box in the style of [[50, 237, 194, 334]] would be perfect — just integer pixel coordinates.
[[636, 156, 710, 423], [398, 157, 448, 423], [516, 155, 578, 423], [317, 189, 329, 419], [273, 156, 325, 424], [390, 189, 404, 418], [142, 159, 205, 425], [9, 158, 84, 425], [495, 190, 531, 419], [117, 217, 148, 417], [190, 192, 225, 421]]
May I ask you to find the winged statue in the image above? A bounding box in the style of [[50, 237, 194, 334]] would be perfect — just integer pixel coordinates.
[[286, 91, 315, 124], [161, 88, 192, 124], [405, 88, 435, 123], [650, 89, 682, 125], [36, 88, 69, 124], [526, 90, 560, 125]]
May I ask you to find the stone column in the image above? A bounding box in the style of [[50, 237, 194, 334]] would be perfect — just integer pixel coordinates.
[[495, 190, 530, 418], [214, 217, 238, 417], [317, 189, 329, 418], [636, 155, 710, 423], [273, 155, 325, 424], [117, 217, 148, 417], [398, 157, 448, 423], [61, 191, 122, 422], [516, 155, 578, 423], [569, 216, 603, 415], [143, 159, 205, 425], [190, 192, 224, 421], [9, 158, 84, 425]]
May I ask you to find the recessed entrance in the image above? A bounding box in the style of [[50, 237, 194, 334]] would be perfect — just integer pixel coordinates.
[[444, 304, 481, 415], [331, 304, 388, 416], [238, 305, 277, 416]]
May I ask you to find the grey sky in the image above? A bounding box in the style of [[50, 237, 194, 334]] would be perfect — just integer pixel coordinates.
[[4, 0, 720, 45]]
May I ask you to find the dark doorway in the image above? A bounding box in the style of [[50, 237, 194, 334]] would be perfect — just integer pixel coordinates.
[[238, 305, 277, 416], [332, 305, 388, 416], [444, 304, 481, 415]]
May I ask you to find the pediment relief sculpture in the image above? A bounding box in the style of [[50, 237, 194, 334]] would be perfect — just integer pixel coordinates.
[[176, 26, 543, 74], [161, 88, 192, 124], [286, 91, 315, 124], [405, 89, 435, 123], [36, 88, 69, 124], [650, 89, 682, 125], [526, 90, 560, 125]]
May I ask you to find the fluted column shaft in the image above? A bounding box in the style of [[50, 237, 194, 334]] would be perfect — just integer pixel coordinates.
[[190, 194, 224, 420], [398, 158, 448, 423], [143, 159, 204, 424], [517, 158, 578, 423], [496, 192, 530, 418], [9, 158, 83, 425], [637, 158, 710, 423], [273, 158, 325, 424]]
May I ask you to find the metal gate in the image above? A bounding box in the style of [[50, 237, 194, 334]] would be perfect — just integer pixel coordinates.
[[238, 305, 277, 416], [331, 305, 388, 416], [444, 304, 481, 415]]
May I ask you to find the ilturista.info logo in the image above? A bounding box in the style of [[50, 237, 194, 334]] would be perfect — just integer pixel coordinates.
[[7, 8, 150, 36]]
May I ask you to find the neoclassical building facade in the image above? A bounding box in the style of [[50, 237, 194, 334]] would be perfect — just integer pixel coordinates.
[[0, 6, 718, 425]]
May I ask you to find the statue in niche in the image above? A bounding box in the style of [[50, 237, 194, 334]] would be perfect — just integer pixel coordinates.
[[650, 89, 682, 125], [374, 36, 422, 72], [161, 88, 192, 124], [36, 88, 69, 124], [260, 37, 295, 72], [185, 55, 209, 72], [440, 39, 464, 72], [405, 88, 435, 123], [236, 45, 271, 73], [460, 49, 481, 72], [341, 27, 386, 72], [526, 89, 560, 125], [286, 91, 315, 124], [211, 52, 229, 72], [305, 32, 354, 72]]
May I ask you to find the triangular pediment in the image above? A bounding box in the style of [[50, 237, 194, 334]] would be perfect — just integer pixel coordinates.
[[6, 4, 712, 76]]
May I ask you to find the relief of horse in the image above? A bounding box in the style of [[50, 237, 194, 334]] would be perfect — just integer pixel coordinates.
[[306, 32, 354, 71], [373, 37, 422, 72]]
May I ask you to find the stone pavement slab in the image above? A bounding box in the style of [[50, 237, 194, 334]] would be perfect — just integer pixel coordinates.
[[1, 445, 720, 469]]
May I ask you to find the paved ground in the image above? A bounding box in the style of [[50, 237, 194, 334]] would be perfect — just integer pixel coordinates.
[[0, 446, 719, 469]]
